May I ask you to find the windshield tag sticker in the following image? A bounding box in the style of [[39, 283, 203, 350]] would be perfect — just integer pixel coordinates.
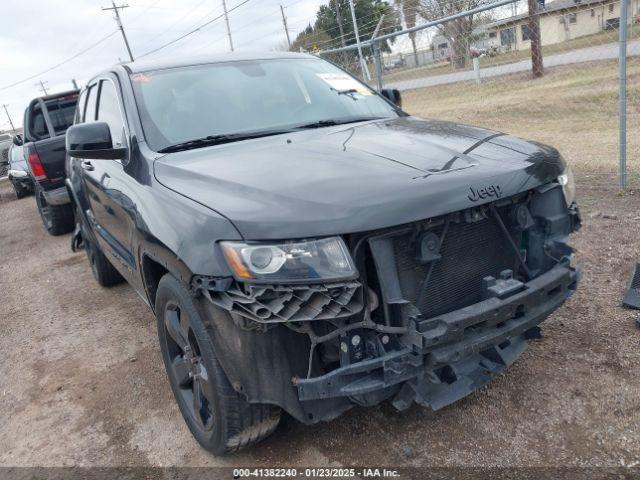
[[317, 73, 371, 95], [131, 73, 152, 83]]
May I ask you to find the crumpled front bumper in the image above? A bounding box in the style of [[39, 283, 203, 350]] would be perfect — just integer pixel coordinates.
[[296, 264, 578, 412]]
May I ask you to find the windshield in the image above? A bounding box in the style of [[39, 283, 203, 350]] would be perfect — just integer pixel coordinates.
[[130, 58, 399, 152]]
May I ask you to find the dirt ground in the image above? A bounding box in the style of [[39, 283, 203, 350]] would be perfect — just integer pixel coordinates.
[[0, 169, 639, 468]]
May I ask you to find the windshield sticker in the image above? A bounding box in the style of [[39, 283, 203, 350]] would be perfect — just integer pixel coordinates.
[[317, 73, 372, 95], [131, 73, 152, 83]]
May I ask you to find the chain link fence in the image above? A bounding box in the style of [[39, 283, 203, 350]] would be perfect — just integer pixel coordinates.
[[318, 0, 640, 189]]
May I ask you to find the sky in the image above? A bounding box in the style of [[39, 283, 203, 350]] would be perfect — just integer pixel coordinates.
[[0, 0, 326, 130]]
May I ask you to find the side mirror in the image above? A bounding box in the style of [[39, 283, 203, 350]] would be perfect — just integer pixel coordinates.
[[66, 122, 126, 160], [12, 134, 23, 146], [381, 88, 402, 108]]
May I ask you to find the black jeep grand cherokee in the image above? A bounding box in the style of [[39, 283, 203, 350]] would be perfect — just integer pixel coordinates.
[[66, 52, 580, 455]]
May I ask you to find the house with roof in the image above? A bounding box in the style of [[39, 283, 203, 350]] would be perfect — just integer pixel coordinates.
[[482, 0, 639, 51]]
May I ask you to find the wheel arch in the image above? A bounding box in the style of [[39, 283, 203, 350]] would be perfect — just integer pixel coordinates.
[[139, 245, 194, 312]]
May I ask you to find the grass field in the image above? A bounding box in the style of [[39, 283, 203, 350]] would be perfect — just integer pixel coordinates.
[[402, 58, 640, 186], [383, 24, 640, 84]]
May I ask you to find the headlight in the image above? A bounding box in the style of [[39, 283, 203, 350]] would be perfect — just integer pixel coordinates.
[[220, 236, 357, 282], [558, 166, 576, 206]]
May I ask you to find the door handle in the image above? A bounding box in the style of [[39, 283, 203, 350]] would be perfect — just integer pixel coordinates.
[[81, 160, 95, 171]]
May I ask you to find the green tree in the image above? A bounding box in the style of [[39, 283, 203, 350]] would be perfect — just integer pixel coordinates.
[[291, 24, 331, 52], [314, 0, 400, 53], [291, 0, 400, 55]]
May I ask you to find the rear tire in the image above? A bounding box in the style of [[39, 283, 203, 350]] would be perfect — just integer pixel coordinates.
[[156, 273, 281, 455], [84, 237, 124, 287], [12, 181, 29, 199], [35, 186, 74, 235]]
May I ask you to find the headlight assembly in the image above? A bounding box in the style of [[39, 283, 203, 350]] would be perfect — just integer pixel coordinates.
[[558, 166, 576, 206], [220, 236, 357, 282]]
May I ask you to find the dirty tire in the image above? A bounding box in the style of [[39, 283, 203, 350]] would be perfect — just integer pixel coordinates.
[[84, 237, 124, 287], [155, 273, 281, 455], [12, 182, 29, 199], [35, 186, 74, 235]]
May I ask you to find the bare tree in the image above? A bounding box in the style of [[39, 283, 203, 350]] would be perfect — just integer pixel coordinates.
[[395, 0, 421, 67], [419, 0, 488, 69]]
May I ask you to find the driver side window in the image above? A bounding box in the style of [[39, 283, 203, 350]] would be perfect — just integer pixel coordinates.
[[96, 80, 126, 148]]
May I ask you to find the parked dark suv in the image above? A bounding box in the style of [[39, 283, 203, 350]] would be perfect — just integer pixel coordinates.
[[66, 52, 580, 455]]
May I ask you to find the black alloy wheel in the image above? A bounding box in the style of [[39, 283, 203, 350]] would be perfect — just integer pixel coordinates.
[[163, 301, 215, 432], [155, 273, 281, 454]]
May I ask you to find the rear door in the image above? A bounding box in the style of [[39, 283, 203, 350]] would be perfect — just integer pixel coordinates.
[[79, 77, 138, 280]]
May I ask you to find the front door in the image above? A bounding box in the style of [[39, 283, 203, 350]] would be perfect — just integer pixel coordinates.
[[79, 77, 137, 280]]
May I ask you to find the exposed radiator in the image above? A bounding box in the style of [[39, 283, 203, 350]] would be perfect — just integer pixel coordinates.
[[393, 214, 521, 319]]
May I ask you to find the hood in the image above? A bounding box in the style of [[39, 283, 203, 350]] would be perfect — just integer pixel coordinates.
[[154, 116, 566, 239]]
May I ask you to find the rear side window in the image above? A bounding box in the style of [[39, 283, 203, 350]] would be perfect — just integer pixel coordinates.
[[97, 80, 125, 147], [29, 106, 48, 139], [75, 89, 88, 124], [85, 85, 98, 122]]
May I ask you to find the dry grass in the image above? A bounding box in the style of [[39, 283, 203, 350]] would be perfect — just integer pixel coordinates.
[[383, 24, 640, 84], [403, 58, 640, 186]]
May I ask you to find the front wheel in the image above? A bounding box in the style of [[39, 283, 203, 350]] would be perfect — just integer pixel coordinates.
[[155, 273, 281, 455]]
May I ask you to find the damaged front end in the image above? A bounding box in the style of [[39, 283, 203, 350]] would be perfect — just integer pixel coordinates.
[[194, 181, 580, 424]]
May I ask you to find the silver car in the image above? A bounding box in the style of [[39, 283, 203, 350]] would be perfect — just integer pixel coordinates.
[[0, 133, 12, 177], [7, 139, 33, 198]]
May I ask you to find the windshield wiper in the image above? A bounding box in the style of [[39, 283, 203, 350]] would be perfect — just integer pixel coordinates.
[[334, 88, 358, 96], [293, 116, 385, 130], [158, 129, 290, 153]]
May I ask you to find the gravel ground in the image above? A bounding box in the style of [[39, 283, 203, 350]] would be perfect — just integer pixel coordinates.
[[0, 173, 639, 469]]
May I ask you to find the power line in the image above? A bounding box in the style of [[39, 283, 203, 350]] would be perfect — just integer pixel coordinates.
[[102, 1, 135, 62], [299, 16, 385, 51], [133, 0, 212, 52], [0, 30, 118, 92], [190, 0, 290, 54], [138, 0, 253, 59]]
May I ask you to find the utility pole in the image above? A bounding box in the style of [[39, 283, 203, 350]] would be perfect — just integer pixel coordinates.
[[371, 15, 385, 92], [527, 0, 544, 78], [335, 1, 348, 66], [280, 5, 291, 49], [102, 0, 134, 62], [221, 0, 234, 52], [348, 0, 370, 81], [2, 104, 15, 132], [35, 80, 49, 96], [336, 0, 346, 47]]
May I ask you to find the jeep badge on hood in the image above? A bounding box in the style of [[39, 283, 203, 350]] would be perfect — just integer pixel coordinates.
[[468, 184, 503, 202]]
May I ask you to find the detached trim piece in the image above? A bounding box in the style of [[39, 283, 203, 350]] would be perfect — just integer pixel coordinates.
[[623, 263, 640, 309], [205, 281, 364, 323]]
